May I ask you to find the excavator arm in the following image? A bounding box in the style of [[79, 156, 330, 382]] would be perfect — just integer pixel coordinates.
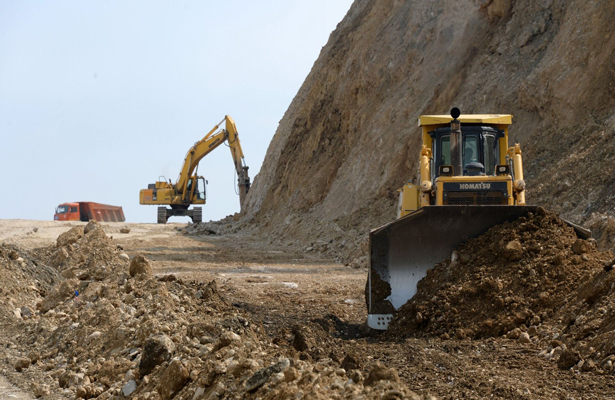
[[174, 115, 250, 209], [224, 116, 251, 207]]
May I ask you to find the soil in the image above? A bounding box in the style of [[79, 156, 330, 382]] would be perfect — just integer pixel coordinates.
[[2, 219, 615, 399]]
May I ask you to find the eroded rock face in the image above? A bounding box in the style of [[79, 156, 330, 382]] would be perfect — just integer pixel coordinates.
[[241, 0, 615, 263]]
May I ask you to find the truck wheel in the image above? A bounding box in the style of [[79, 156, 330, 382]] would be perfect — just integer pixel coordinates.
[[157, 207, 168, 224], [192, 207, 202, 224]]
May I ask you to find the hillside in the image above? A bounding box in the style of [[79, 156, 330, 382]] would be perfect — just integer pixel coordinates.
[[242, 0, 615, 261]]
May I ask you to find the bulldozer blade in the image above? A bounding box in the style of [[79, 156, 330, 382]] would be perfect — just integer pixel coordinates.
[[367, 205, 541, 330]]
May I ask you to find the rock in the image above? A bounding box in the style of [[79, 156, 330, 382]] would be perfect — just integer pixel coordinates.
[[61, 268, 76, 279], [581, 359, 596, 372], [507, 328, 522, 339], [119, 253, 130, 261], [156, 359, 190, 400], [32, 227, 39, 232], [129, 255, 153, 277], [52, 246, 70, 267], [120, 227, 131, 234], [292, 325, 313, 352], [140, 334, 176, 376], [34, 384, 50, 398], [13, 308, 21, 319], [284, 367, 300, 382], [213, 331, 241, 351], [124, 294, 136, 304], [14, 357, 30, 372], [572, 239, 590, 255], [57, 226, 84, 247], [350, 370, 364, 384], [364, 362, 400, 386], [504, 240, 523, 261], [40, 279, 79, 312], [558, 349, 581, 370], [75, 386, 87, 398], [193, 387, 206, 399], [341, 354, 363, 371], [84, 220, 100, 234], [87, 331, 102, 342], [122, 379, 137, 397], [245, 358, 290, 392], [518, 332, 531, 343]]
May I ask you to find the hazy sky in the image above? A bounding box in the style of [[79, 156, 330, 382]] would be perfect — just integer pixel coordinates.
[[0, 1, 353, 223]]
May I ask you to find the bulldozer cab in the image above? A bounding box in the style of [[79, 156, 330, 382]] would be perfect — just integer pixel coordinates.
[[432, 126, 502, 178]]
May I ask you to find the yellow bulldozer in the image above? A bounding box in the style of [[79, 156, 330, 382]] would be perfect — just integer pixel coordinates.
[[367, 108, 537, 330], [139, 115, 250, 224]]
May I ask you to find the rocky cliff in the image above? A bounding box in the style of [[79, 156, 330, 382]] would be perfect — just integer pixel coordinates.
[[243, 0, 615, 262]]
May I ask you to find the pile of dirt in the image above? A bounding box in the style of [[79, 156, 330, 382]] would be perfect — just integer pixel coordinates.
[[0, 244, 59, 323], [386, 209, 615, 372], [1, 224, 432, 399]]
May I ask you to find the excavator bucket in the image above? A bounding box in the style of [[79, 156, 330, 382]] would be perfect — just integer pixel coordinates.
[[367, 205, 541, 330]]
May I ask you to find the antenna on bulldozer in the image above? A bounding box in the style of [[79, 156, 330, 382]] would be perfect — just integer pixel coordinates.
[[450, 107, 463, 176]]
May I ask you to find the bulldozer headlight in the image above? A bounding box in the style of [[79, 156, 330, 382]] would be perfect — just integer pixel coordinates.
[[439, 165, 454, 176], [496, 165, 510, 175]]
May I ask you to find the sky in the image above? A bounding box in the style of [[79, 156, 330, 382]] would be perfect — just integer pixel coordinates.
[[0, 1, 353, 223]]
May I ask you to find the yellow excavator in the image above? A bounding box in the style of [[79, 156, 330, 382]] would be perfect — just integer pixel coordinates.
[[139, 115, 250, 224], [367, 108, 537, 330]]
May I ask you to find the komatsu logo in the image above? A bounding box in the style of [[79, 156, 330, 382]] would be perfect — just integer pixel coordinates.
[[459, 182, 491, 190]]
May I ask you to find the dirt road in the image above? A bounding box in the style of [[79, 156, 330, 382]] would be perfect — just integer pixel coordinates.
[[1, 220, 614, 399]]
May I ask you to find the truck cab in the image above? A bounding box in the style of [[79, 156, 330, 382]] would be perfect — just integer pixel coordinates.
[[54, 203, 81, 221]]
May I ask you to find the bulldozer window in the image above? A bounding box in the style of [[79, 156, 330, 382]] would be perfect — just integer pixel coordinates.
[[463, 136, 479, 165], [440, 136, 450, 165], [484, 134, 497, 175]]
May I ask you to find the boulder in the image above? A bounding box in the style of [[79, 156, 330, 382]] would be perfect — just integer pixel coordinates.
[[129, 255, 153, 277], [139, 334, 176, 376], [84, 220, 100, 235], [156, 359, 189, 400]]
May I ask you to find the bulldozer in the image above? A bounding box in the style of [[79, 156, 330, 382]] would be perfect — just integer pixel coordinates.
[[367, 108, 536, 330], [139, 115, 250, 224]]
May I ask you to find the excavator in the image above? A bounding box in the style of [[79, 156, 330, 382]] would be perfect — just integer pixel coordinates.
[[139, 115, 250, 224], [367, 108, 535, 330]]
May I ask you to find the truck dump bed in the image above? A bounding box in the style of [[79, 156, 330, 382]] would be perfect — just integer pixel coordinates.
[[79, 202, 125, 222]]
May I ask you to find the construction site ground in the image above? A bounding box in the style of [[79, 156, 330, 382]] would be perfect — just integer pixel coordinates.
[[1, 219, 615, 399]]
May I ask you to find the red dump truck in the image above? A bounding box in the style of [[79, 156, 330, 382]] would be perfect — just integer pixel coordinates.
[[54, 202, 125, 222]]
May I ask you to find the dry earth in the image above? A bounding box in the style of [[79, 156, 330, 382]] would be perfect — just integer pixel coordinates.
[[2, 219, 615, 399]]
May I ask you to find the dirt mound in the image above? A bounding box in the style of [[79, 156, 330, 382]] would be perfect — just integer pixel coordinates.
[[387, 209, 612, 341], [1, 225, 428, 399], [0, 244, 59, 323]]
